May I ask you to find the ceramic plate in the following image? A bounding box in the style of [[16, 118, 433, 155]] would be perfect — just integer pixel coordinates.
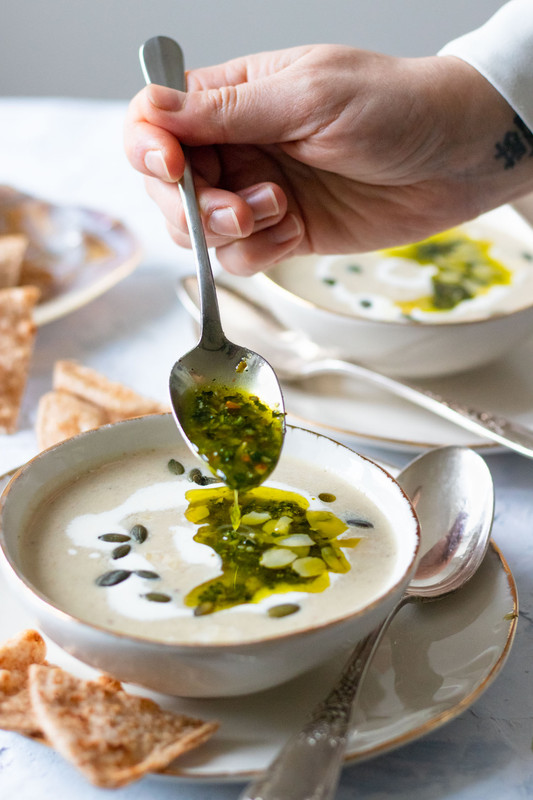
[[0, 500, 517, 783], [0, 185, 142, 325], [280, 337, 533, 453], [158, 542, 517, 781]]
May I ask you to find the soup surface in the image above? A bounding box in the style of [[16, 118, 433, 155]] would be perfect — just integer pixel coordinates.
[[21, 446, 398, 645], [268, 224, 533, 323]]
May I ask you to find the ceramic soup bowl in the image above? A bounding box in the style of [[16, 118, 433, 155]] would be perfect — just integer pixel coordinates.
[[231, 212, 533, 378], [0, 414, 419, 697]]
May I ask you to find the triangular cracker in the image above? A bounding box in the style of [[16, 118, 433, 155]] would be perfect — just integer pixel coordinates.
[[36, 390, 108, 450], [29, 664, 218, 788], [0, 629, 48, 736], [0, 285, 40, 433], [52, 360, 168, 422]]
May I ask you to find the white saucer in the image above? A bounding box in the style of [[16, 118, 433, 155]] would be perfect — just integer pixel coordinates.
[[0, 186, 142, 326], [0, 541, 516, 784], [282, 334, 533, 453]]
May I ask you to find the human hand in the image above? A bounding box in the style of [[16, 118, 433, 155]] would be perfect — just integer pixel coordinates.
[[124, 44, 533, 274]]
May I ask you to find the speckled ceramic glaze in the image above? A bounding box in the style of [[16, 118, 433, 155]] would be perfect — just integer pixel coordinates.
[[0, 414, 419, 697]]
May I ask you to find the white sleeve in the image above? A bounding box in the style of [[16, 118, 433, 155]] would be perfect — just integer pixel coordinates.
[[438, 0, 533, 132]]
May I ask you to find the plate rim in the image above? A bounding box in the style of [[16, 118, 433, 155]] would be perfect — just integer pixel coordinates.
[[154, 539, 517, 784]]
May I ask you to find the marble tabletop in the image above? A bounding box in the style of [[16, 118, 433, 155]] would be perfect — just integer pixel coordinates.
[[1, 98, 533, 800]]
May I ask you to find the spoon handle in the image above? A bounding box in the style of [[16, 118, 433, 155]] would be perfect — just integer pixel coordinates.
[[139, 37, 226, 351], [239, 598, 410, 800]]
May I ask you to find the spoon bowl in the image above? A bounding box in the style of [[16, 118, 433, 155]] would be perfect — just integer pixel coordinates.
[[240, 444, 494, 800], [178, 274, 533, 459], [140, 37, 285, 482]]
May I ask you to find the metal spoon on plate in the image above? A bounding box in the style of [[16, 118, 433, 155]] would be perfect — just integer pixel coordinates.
[[239, 444, 494, 800], [178, 275, 533, 459], [139, 37, 285, 481]]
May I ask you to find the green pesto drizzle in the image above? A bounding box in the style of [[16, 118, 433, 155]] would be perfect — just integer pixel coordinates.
[[183, 485, 360, 615], [384, 228, 513, 312]]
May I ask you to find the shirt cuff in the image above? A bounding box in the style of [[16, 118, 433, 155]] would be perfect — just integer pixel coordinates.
[[438, 0, 533, 132]]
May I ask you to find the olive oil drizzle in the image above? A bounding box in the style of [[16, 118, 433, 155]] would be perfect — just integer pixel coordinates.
[[384, 229, 512, 313], [183, 485, 361, 615]]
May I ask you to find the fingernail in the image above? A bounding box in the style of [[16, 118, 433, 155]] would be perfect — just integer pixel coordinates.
[[144, 150, 174, 182], [241, 185, 280, 221], [147, 85, 185, 111], [209, 207, 243, 237], [268, 213, 302, 245]]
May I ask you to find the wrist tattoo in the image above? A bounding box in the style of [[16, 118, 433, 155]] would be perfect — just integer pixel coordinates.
[[495, 115, 533, 169]]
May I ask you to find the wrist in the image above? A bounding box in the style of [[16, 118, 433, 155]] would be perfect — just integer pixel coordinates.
[[428, 55, 533, 215]]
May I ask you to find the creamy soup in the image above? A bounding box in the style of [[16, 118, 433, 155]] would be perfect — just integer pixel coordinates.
[[21, 447, 398, 645], [267, 224, 533, 323]]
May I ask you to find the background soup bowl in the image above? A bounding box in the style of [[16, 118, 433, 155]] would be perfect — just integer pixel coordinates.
[[225, 214, 533, 379], [0, 414, 419, 697]]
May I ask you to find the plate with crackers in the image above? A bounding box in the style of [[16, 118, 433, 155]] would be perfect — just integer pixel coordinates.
[[0, 186, 143, 437], [0, 185, 142, 326]]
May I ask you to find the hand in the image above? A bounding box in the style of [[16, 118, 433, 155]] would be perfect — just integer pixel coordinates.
[[124, 44, 533, 274]]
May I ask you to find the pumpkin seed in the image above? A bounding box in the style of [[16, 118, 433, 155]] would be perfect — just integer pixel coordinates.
[[143, 592, 171, 603], [260, 547, 297, 569], [318, 492, 336, 503], [292, 556, 326, 577], [134, 570, 160, 580], [130, 524, 148, 543], [168, 458, 185, 475], [346, 517, 374, 529], [194, 601, 215, 616], [112, 544, 131, 559], [267, 603, 300, 618], [189, 468, 218, 486], [98, 533, 130, 543], [95, 569, 131, 586], [279, 533, 314, 548]]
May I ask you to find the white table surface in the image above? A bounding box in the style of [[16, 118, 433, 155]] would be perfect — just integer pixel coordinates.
[[1, 98, 533, 800]]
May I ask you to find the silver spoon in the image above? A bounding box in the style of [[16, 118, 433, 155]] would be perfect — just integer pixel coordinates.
[[239, 445, 494, 800], [178, 275, 533, 459], [139, 37, 285, 478]]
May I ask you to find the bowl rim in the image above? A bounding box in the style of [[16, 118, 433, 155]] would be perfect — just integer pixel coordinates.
[[0, 413, 420, 652], [256, 229, 533, 329]]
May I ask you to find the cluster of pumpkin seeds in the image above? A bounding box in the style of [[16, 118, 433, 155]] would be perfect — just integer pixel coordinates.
[[94, 523, 171, 603]]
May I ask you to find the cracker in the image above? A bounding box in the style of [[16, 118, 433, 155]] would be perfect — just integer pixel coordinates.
[[29, 664, 218, 788], [0, 629, 48, 736], [52, 360, 167, 422], [0, 285, 40, 433], [36, 390, 107, 450], [0, 234, 28, 288]]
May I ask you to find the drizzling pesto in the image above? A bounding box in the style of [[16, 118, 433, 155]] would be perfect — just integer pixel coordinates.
[[183, 485, 361, 615], [384, 229, 512, 312]]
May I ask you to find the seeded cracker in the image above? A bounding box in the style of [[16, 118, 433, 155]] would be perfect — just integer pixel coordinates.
[[0, 285, 40, 433], [0, 629, 48, 737], [36, 390, 108, 449], [52, 359, 168, 422], [28, 664, 218, 788]]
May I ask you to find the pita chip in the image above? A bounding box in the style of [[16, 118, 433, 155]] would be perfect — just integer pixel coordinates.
[[0, 629, 48, 737], [0, 234, 28, 288], [36, 390, 107, 450], [52, 360, 168, 422], [0, 285, 40, 433], [29, 664, 218, 788]]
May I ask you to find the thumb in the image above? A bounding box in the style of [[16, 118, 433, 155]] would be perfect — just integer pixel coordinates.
[[143, 70, 312, 146]]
